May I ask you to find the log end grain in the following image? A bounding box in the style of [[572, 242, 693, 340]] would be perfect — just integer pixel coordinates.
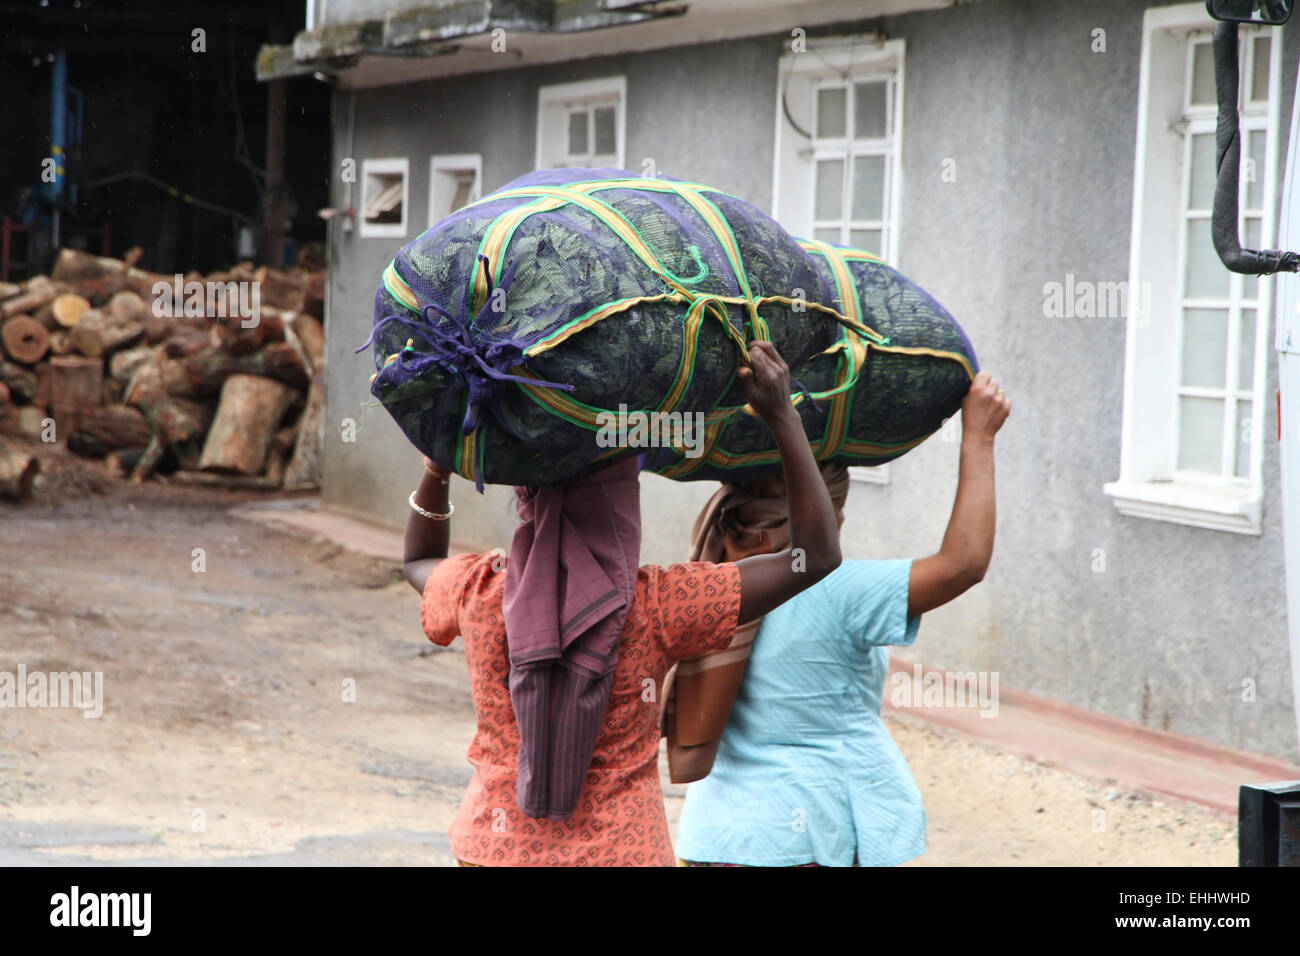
[[1, 315, 50, 364], [52, 293, 92, 329]]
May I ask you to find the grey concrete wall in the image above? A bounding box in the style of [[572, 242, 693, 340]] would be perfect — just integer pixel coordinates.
[[873, 0, 1295, 760], [321, 0, 1298, 758]]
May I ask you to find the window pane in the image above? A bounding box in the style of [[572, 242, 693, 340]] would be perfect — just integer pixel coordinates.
[[1250, 35, 1271, 103], [813, 227, 841, 243], [1239, 308, 1257, 390], [1185, 218, 1229, 299], [1178, 396, 1224, 473], [849, 228, 882, 253], [1235, 400, 1253, 478], [593, 106, 617, 156], [1244, 217, 1262, 299], [568, 110, 588, 155], [853, 81, 888, 139], [851, 156, 885, 221], [363, 172, 404, 224], [450, 174, 474, 213], [815, 159, 844, 220], [817, 87, 847, 138], [1191, 41, 1216, 106], [1188, 133, 1217, 210], [1246, 130, 1267, 210], [1181, 308, 1228, 388]]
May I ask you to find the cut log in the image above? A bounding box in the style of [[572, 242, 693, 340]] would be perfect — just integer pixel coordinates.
[[0, 360, 39, 402], [2, 315, 50, 364], [48, 330, 75, 356], [108, 290, 147, 325], [51, 248, 125, 281], [0, 448, 39, 501], [33, 361, 51, 409], [70, 309, 145, 358], [159, 348, 228, 397], [16, 405, 48, 439], [131, 433, 164, 483], [122, 246, 143, 269], [102, 378, 124, 405], [0, 382, 9, 404], [160, 342, 308, 398], [303, 271, 325, 318], [33, 302, 56, 330], [51, 251, 149, 302], [124, 361, 212, 445], [213, 305, 287, 355], [167, 469, 283, 491], [282, 381, 323, 490], [171, 434, 205, 472], [0, 281, 21, 301], [290, 312, 324, 371], [104, 446, 146, 479], [122, 267, 171, 302], [2, 276, 59, 320], [257, 338, 310, 390], [198, 373, 296, 475], [52, 293, 91, 328], [263, 425, 297, 485], [253, 266, 305, 312], [109, 345, 153, 382], [67, 274, 127, 303], [143, 312, 173, 345], [161, 328, 209, 359], [67, 403, 152, 458], [46, 356, 104, 438]]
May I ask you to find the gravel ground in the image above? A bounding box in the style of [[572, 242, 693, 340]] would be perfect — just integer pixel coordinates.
[[0, 439, 1238, 866]]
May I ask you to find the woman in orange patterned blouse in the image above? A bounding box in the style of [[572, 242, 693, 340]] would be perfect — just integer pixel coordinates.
[[403, 341, 842, 866]]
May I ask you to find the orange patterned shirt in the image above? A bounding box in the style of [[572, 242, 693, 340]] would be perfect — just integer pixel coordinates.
[[421, 551, 742, 867]]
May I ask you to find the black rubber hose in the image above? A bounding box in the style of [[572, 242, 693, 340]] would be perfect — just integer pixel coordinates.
[[1212, 20, 1300, 274]]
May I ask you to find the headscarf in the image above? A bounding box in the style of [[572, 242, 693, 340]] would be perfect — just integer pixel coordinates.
[[502, 455, 642, 820], [660, 462, 850, 783]]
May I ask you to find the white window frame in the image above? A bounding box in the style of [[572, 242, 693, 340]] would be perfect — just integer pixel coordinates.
[[359, 157, 410, 240], [428, 153, 482, 228], [809, 76, 897, 256], [776, 37, 905, 487], [772, 37, 906, 266], [1104, 3, 1281, 535], [535, 76, 627, 171]]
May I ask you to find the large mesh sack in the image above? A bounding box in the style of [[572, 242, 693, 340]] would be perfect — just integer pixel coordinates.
[[642, 241, 978, 482], [363, 168, 975, 487], [364, 167, 841, 487]]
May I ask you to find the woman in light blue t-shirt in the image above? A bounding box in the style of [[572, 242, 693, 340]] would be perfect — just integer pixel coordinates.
[[674, 372, 1010, 867]]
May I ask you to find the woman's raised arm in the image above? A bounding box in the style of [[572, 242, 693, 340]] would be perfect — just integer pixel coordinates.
[[403, 458, 453, 592], [733, 341, 842, 623]]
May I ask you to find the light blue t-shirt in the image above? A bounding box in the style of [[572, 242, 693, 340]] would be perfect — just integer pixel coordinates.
[[675, 559, 924, 867]]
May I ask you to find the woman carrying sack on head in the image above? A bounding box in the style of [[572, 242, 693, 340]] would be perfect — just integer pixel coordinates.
[[403, 341, 844, 867], [669, 371, 1011, 867]]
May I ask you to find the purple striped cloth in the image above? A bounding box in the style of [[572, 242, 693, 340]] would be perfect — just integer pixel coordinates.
[[502, 457, 642, 820]]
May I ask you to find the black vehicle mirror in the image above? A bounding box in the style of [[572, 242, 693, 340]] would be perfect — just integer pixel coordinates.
[[1206, 0, 1293, 24]]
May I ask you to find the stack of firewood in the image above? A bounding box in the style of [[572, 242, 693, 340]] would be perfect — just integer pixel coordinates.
[[0, 247, 326, 499]]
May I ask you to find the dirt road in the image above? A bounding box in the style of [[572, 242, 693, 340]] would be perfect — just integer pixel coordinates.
[[0, 444, 1234, 865]]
